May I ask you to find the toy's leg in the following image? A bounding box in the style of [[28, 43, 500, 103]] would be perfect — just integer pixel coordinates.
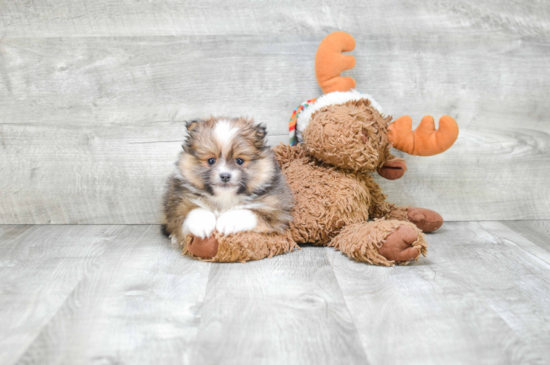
[[382, 205, 444, 233], [184, 231, 298, 263], [363, 174, 443, 233], [330, 219, 427, 266]]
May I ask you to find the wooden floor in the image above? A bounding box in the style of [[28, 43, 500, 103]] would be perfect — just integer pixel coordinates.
[[0, 222, 549, 364]]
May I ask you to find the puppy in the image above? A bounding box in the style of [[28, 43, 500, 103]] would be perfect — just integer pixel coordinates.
[[162, 116, 293, 246]]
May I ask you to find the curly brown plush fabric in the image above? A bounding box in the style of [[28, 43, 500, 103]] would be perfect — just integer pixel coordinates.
[[273, 143, 413, 246], [303, 99, 394, 172], [276, 146, 371, 244]]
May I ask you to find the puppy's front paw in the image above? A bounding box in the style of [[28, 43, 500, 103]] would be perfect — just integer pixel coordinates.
[[216, 209, 257, 235], [183, 208, 217, 238]]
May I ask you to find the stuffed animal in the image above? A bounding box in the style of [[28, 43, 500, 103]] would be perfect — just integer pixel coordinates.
[[184, 32, 459, 266]]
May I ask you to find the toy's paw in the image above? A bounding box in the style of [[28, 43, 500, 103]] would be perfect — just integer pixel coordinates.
[[186, 235, 219, 259], [216, 209, 257, 235], [183, 208, 217, 238], [377, 225, 423, 262], [407, 208, 443, 233]]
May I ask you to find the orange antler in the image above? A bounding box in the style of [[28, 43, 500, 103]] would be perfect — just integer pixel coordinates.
[[315, 32, 356, 94], [388, 115, 459, 156]]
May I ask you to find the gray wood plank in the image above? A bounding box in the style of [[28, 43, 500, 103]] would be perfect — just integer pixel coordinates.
[[13, 225, 211, 365], [0, 225, 120, 365], [480, 221, 550, 266], [189, 246, 368, 365], [502, 221, 550, 255], [326, 222, 550, 365], [1, 0, 549, 37], [1, 33, 550, 223]]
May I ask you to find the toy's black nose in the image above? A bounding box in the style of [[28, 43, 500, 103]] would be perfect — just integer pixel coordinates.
[[220, 173, 231, 182]]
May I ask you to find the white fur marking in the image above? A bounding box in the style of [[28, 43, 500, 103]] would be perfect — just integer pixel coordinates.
[[216, 209, 258, 235], [182, 208, 217, 238], [214, 119, 239, 148], [211, 186, 242, 211], [296, 89, 383, 142]]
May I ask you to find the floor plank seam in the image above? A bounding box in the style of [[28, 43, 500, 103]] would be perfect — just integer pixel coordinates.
[[477, 222, 550, 268], [11, 270, 89, 365], [322, 247, 372, 364], [187, 261, 214, 364]]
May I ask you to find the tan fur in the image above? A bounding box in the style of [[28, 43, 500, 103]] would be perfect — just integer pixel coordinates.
[[252, 193, 294, 233], [162, 177, 199, 245], [178, 155, 204, 189], [246, 157, 275, 192]]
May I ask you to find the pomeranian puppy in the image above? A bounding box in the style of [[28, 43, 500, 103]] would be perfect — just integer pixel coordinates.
[[162, 116, 293, 246]]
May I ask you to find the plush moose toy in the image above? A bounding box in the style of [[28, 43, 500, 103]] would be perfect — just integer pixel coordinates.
[[184, 32, 459, 266]]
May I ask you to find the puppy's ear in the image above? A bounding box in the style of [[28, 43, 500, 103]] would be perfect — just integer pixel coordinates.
[[253, 123, 268, 148], [182, 119, 202, 151], [185, 119, 202, 132], [255, 123, 267, 139]]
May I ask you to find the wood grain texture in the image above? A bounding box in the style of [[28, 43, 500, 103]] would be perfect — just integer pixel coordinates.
[[1, 1, 550, 223], [0, 225, 118, 365], [189, 246, 368, 365], [502, 220, 550, 255], [326, 222, 550, 364], [6, 225, 211, 365], [480, 221, 550, 266], [1, 0, 549, 37]]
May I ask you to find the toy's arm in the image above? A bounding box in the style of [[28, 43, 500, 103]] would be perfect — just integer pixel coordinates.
[[185, 231, 297, 263]]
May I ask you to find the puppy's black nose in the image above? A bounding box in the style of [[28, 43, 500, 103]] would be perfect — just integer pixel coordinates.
[[219, 173, 231, 182]]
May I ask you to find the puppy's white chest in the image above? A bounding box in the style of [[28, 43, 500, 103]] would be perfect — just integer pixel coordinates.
[[210, 186, 243, 211]]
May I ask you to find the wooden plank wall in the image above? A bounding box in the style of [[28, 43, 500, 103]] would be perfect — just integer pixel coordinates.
[[1, 0, 549, 224]]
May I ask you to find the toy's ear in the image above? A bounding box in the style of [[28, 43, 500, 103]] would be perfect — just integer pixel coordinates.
[[315, 32, 356, 94]]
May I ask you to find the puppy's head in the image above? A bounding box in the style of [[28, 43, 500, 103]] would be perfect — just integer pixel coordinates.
[[179, 116, 273, 196]]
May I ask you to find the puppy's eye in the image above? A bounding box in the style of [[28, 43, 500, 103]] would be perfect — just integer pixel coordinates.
[[207, 158, 216, 166], [235, 158, 244, 166]]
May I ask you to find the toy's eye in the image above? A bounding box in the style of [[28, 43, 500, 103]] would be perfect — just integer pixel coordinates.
[[235, 158, 244, 166], [207, 158, 216, 166]]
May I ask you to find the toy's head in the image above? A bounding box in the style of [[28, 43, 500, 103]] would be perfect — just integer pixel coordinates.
[[290, 32, 459, 180]]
